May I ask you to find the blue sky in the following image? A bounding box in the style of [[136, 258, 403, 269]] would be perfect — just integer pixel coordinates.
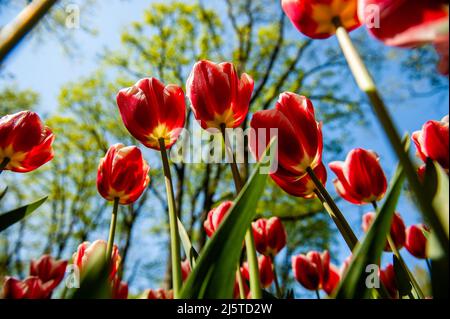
[[1, 0, 448, 297]]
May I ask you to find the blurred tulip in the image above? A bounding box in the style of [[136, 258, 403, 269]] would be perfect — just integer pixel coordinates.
[[323, 264, 340, 296], [412, 115, 449, 171], [145, 288, 174, 299], [97, 144, 150, 205], [380, 264, 398, 299], [72, 240, 121, 279], [0, 111, 54, 173], [241, 255, 274, 289], [181, 259, 191, 282], [117, 78, 186, 150], [30, 255, 67, 292], [204, 201, 233, 237], [292, 250, 330, 291], [234, 272, 250, 299], [282, 0, 361, 39], [417, 165, 427, 183], [329, 148, 387, 205], [252, 217, 287, 256], [112, 276, 128, 299], [405, 224, 430, 259], [271, 162, 327, 198], [2, 276, 52, 299], [186, 60, 254, 130], [362, 212, 406, 251], [250, 92, 323, 176], [359, 0, 449, 47]]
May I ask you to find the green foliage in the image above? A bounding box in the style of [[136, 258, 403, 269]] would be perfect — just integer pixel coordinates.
[[0, 197, 47, 233]]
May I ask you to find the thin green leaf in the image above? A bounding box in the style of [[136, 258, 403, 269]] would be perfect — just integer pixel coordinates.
[[177, 217, 198, 268], [0, 186, 7, 202], [393, 255, 414, 298], [0, 196, 47, 232], [180, 139, 275, 299], [334, 164, 405, 299]]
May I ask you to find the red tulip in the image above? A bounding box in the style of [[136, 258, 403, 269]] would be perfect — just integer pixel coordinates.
[[234, 272, 250, 299], [412, 115, 449, 171], [292, 250, 330, 291], [380, 264, 398, 299], [405, 224, 430, 259], [117, 77, 186, 150], [112, 276, 128, 299], [186, 60, 254, 130], [0, 111, 54, 173], [358, 0, 449, 47], [323, 263, 340, 296], [2, 276, 52, 299], [362, 212, 406, 251], [282, 0, 361, 39], [329, 148, 387, 205], [250, 92, 323, 176], [204, 201, 233, 237], [252, 217, 287, 257], [30, 255, 67, 292], [97, 144, 150, 205], [145, 288, 173, 299], [241, 255, 274, 289], [271, 162, 327, 198], [72, 240, 121, 279], [181, 259, 191, 282]]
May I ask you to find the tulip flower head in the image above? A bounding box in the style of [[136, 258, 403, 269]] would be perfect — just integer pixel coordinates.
[[30, 255, 67, 292], [292, 250, 330, 291], [234, 272, 250, 299], [144, 288, 174, 299], [252, 217, 287, 257], [323, 263, 340, 296], [2, 276, 53, 299], [112, 276, 128, 299], [405, 224, 430, 259], [412, 115, 449, 172], [250, 92, 323, 176], [282, 0, 361, 39], [241, 255, 275, 289], [117, 77, 186, 150], [72, 240, 121, 279], [204, 201, 233, 237], [271, 162, 327, 198], [362, 212, 406, 251], [0, 111, 54, 173], [181, 259, 191, 282], [186, 60, 254, 130], [380, 263, 398, 299], [97, 144, 150, 205], [358, 0, 449, 48], [329, 148, 387, 205]]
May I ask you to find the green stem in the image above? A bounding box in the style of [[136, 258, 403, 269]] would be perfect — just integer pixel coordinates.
[[270, 255, 282, 298], [106, 197, 119, 263], [236, 265, 246, 299], [221, 124, 262, 299], [334, 22, 448, 255], [0, 157, 9, 175], [308, 168, 358, 251], [426, 258, 432, 275], [315, 290, 321, 299], [159, 138, 182, 298]]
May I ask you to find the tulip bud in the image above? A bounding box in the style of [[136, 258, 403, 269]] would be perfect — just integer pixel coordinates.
[[292, 250, 330, 291], [144, 288, 173, 299], [186, 60, 254, 130], [117, 78, 186, 150], [181, 259, 191, 282], [380, 264, 398, 299], [270, 162, 327, 198], [0, 111, 54, 173], [282, 0, 361, 39], [2, 276, 52, 299], [97, 144, 150, 205], [323, 264, 340, 296], [329, 148, 387, 205], [412, 115, 449, 171], [362, 212, 406, 251], [405, 224, 430, 259], [30, 255, 67, 292], [204, 201, 233, 237], [72, 240, 121, 279], [112, 276, 128, 299], [358, 0, 449, 48], [250, 92, 323, 176], [241, 255, 274, 289], [252, 217, 287, 257]]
